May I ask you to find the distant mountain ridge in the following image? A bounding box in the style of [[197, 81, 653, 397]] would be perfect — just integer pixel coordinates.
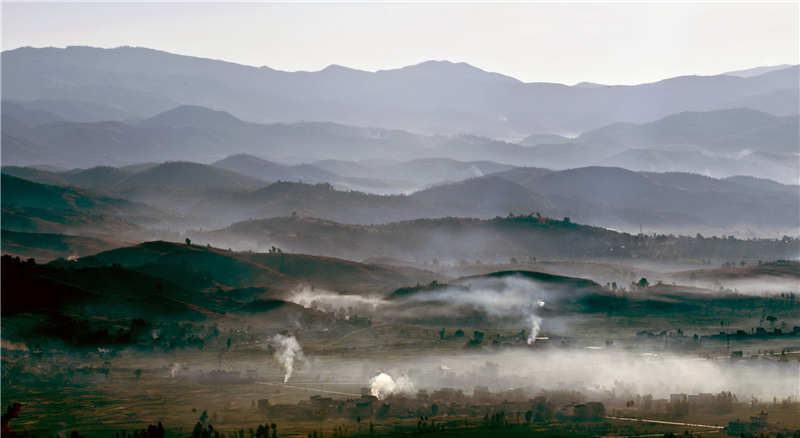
[[5, 162, 796, 234], [213, 154, 339, 183], [3, 103, 796, 184], [197, 214, 799, 264], [724, 65, 793, 78], [3, 46, 797, 137], [577, 108, 799, 155]]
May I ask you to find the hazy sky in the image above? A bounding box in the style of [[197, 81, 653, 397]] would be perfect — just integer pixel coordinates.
[[2, 2, 798, 85]]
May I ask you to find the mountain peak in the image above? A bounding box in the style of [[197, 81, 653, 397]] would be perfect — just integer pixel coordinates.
[[384, 60, 521, 84], [140, 105, 245, 129], [574, 81, 607, 88], [319, 64, 366, 74]]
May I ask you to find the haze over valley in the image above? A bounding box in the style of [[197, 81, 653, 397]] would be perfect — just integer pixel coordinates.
[[2, 4, 799, 437]]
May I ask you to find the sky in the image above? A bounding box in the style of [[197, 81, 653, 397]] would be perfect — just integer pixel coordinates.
[[2, 2, 798, 85]]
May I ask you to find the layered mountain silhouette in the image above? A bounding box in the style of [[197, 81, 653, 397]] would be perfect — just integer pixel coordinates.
[[577, 108, 798, 155], [4, 164, 797, 234], [2, 46, 798, 252], [3, 102, 797, 183], [197, 215, 798, 264], [3, 46, 797, 138]]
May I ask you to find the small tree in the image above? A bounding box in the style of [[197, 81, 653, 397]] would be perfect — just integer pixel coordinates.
[[766, 315, 778, 326], [637, 277, 649, 288], [185, 238, 192, 246]]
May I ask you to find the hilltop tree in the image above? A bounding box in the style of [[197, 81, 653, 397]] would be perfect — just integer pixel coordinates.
[[766, 315, 778, 326]]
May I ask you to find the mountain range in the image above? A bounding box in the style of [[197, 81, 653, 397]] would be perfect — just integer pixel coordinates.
[[3, 46, 798, 138], [196, 215, 798, 265], [4, 162, 797, 235], [3, 102, 798, 184], [2, 46, 798, 250]]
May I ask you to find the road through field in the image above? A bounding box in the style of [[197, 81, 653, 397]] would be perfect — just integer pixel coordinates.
[[606, 416, 724, 429]]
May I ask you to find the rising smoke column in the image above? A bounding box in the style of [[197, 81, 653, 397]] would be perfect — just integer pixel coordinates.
[[527, 300, 546, 344], [369, 372, 415, 400], [404, 277, 549, 344], [289, 277, 550, 345], [271, 334, 304, 383]]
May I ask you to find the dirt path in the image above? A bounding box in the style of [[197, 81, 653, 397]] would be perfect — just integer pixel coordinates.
[[606, 416, 724, 429]]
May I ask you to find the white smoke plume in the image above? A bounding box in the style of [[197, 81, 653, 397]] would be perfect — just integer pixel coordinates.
[[272, 334, 304, 383], [527, 300, 546, 344], [289, 277, 551, 339], [369, 372, 415, 400], [289, 287, 385, 315], [526, 315, 542, 344], [169, 363, 180, 378], [406, 277, 549, 340]]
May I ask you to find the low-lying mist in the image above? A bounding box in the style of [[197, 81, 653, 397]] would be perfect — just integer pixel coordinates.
[[672, 277, 800, 296], [347, 349, 800, 401], [288, 276, 552, 336], [143, 345, 799, 402]]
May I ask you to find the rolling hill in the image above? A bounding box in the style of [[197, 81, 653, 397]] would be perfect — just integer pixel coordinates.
[[72, 240, 441, 295], [1, 253, 332, 348], [197, 215, 799, 265], [1, 230, 126, 262], [491, 166, 800, 231], [0, 173, 165, 235], [577, 108, 799, 155], [114, 161, 264, 190], [408, 176, 554, 218], [5, 162, 796, 234], [212, 154, 337, 183]]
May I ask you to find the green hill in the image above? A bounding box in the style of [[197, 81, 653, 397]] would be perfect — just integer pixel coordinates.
[[1, 173, 163, 235], [201, 215, 799, 265], [73, 240, 440, 295]]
